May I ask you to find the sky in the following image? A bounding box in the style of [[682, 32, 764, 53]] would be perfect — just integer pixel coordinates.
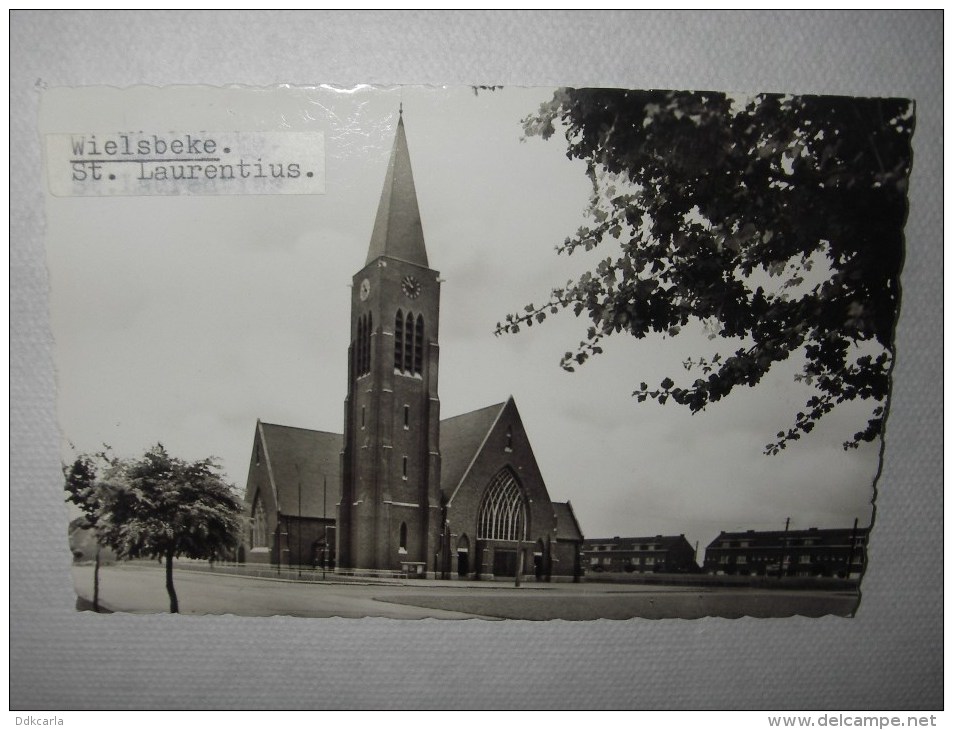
[[43, 84, 881, 557]]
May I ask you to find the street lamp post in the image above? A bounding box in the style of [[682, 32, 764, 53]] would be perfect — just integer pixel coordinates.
[[322, 475, 327, 580], [296, 464, 302, 579]]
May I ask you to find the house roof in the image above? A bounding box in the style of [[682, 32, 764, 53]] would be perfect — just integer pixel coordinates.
[[584, 535, 690, 550], [439, 401, 506, 494], [365, 114, 429, 268], [705, 526, 870, 549], [259, 422, 341, 519], [553, 501, 584, 542]]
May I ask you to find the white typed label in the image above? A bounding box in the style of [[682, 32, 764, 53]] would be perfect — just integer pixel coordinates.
[[46, 132, 325, 196]]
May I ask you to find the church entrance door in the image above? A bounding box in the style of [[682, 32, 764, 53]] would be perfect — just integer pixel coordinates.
[[493, 549, 518, 577], [457, 550, 469, 578]]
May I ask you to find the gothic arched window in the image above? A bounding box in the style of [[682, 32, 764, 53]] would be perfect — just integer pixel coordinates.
[[364, 312, 372, 375], [399, 522, 408, 552], [355, 313, 372, 377], [354, 316, 363, 379], [394, 310, 404, 371], [251, 493, 268, 549], [414, 314, 424, 374], [403, 310, 414, 373], [394, 310, 424, 376], [478, 468, 527, 542]]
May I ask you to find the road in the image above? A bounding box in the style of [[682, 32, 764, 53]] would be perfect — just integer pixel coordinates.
[[72, 564, 860, 620], [72, 564, 486, 619]]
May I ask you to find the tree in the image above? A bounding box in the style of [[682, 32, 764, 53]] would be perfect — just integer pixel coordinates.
[[64, 451, 112, 611], [499, 89, 913, 454], [64, 444, 243, 613]]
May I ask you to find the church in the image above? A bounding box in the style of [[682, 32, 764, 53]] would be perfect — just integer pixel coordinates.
[[240, 113, 584, 580]]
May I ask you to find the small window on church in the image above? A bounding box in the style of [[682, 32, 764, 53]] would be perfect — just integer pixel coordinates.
[[402, 456, 408, 479], [403, 405, 410, 429], [399, 522, 408, 553], [255, 443, 260, 466], [361, 406, 366, 429], [505, 426, 513, 452]]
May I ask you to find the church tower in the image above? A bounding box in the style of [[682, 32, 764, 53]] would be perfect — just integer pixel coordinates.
[[338, 112, 442, 575]]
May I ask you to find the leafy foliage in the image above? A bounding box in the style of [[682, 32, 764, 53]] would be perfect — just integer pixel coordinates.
[[64, 444, 242, 612], [499, 88, 912, 453], [64, 450, 112, 610], [64, 452, 105, 531], [97, 445, 242, 562]]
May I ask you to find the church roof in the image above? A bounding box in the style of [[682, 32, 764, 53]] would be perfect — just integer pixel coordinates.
[[259, 422, 341, 519], [365, 114, 429, 268], [254, 402, 509, 518], [256, 397, 581, 528], [553, 501, 585, 542], [439, 401, 507, 494]]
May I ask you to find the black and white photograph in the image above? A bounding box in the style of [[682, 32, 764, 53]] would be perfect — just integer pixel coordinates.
[[12, 10, 942, 713], [48, 84, 911, 621]]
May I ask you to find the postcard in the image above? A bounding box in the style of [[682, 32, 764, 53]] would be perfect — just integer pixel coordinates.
[[45, 84, 912, 619]]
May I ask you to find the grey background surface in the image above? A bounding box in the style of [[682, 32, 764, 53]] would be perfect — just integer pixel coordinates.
[[10, 10, 942, 710]]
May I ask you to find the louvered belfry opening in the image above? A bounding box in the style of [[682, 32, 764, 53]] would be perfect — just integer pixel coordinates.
[[394, 309, 424, 376], [354, 312, 372, 378]]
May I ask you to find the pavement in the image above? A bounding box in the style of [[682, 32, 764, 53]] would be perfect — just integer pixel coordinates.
[[71, 562, 860, 620], [72, 563, 488, 619]]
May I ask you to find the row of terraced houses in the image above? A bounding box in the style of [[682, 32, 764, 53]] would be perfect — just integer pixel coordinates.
[[583, 525, 868, 579]]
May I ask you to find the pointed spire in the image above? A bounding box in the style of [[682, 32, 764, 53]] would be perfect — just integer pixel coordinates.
[[365, 113, 428, 267]]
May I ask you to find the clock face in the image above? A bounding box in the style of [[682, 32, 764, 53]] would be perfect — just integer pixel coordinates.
[[359, 278, 371, 301], [401, 275, 422, 299]]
